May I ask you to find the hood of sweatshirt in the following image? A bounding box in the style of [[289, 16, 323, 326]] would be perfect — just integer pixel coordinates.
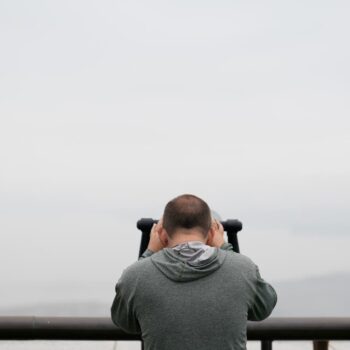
[[151, 241, 227, 282]]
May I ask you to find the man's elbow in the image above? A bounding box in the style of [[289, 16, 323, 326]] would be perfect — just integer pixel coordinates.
[[248, 288, 278, 321], [111, 299, 124, 329], [111, 305, 119, 327]]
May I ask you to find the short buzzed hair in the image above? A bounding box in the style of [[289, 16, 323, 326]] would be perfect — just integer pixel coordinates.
[[162, 194, 212, 237]]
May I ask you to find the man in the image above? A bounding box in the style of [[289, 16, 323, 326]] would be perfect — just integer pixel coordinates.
[[111, 194, 277, 350]]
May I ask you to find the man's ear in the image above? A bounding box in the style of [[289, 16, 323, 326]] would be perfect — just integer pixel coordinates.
[[159, 229, 169, 247], [206, 227, 214, 245]]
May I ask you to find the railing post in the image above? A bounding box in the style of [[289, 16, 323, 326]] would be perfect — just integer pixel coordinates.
[[313, 340, 329, 350], [261, 340, 273, 350]]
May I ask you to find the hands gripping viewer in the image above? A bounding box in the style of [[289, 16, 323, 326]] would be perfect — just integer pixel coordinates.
[[111, 194, 277, 350]]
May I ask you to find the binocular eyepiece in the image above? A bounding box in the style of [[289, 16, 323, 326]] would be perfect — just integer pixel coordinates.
[[137, 218, 243, 258]]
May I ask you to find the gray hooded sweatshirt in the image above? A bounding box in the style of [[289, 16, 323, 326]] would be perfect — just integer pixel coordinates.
[[111, 242, 277, 350]]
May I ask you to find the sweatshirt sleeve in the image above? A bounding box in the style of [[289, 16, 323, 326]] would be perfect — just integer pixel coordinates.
[[247, 265, 278, 321], [111, 269, 141, 334], [220, 243, 277, 321], [111, 250, 153, 332]]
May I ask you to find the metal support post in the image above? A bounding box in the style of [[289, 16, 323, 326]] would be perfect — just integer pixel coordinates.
[[313, 340, 329, 350], [261, 340, 273, 350]]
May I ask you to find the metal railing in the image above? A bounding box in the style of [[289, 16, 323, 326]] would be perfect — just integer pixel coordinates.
[[1, 317, 350, 349]]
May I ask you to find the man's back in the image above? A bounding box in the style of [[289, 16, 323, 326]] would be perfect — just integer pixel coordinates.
[[111, 242, 277, 350]]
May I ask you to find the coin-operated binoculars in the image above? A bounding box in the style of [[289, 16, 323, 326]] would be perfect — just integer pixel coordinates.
[[136, 218, 243, 258]]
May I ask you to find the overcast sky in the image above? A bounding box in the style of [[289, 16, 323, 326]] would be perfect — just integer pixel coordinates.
[[1, 0, 349, 309]]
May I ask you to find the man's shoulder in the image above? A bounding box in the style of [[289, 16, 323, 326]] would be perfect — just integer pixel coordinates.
[[220, 243, 255, 264], [115, 258, 155, 294], [121, 256, 154, 279], [222, 249, 257, 272]]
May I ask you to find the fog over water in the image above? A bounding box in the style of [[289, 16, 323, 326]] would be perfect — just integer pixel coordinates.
[[0, 0, 349, 322]]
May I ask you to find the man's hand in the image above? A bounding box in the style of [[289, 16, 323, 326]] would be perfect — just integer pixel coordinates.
[[147, 221, 166, 253], [207, 219, 225, 248]]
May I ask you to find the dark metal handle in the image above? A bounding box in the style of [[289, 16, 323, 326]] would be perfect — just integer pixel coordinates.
[[137, 218, 243, 258]]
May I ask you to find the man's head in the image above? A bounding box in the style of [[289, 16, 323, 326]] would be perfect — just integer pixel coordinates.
[[162, 194, 212, 238]]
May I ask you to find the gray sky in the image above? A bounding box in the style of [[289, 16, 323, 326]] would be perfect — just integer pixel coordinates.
[[1, 0, 349, 308]]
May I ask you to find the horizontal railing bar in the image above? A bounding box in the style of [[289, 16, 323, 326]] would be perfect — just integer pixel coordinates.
[[0, 317, 349, 341], [247, 318, 350, 340]]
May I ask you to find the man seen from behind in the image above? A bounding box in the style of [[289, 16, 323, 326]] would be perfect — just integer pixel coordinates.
[[111, 194, 277, 350]]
